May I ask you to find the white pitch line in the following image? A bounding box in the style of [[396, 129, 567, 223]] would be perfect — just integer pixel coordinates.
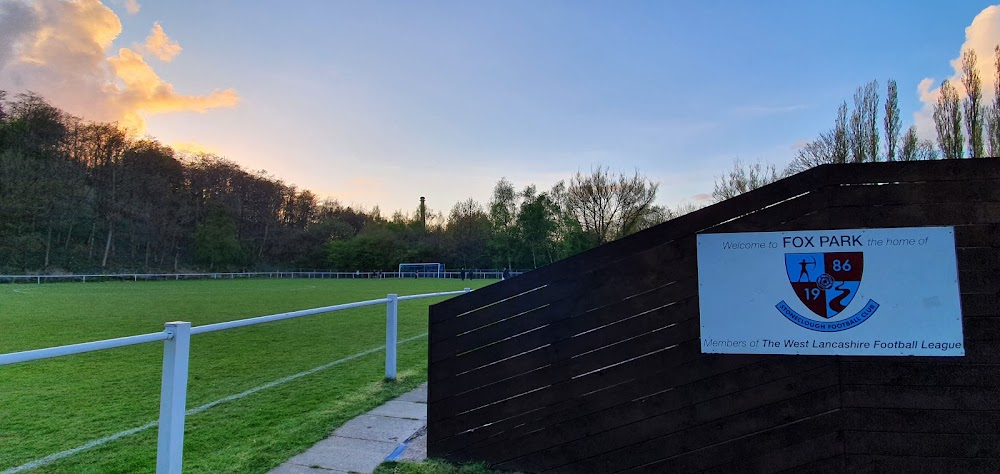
[[1, 333, 428, 474]]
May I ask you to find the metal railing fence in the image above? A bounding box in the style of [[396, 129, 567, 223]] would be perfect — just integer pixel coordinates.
[[0, 288, 471, 474], [0, 271, 514, 284]]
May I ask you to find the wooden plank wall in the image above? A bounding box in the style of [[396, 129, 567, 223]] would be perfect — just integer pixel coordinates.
[[427, 160, 1000, 473]]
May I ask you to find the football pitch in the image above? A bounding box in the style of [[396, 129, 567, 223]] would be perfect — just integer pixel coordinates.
[[0, 278, 494, 473]]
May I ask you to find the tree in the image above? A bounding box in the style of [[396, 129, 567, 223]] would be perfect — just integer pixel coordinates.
[[120, 139, 185, 270], [714, 159, 779, 200], [962, 49, 985, 158], [916, 140, 940, 161], [487, 178, 519, 269], [445, 198, 491, 269], [547, 181, 596, 259], [866, 81, 880, 162], [0, 90, 6, 122], [991, 45, 1000, 156], [515, 187, 558, 268], [833, 102, 849, 164], [899, 126, 940, 161], [78, 122, 129, 268], [194, 207, 244, 270], [5, 92, 66, 156], [785, 132, 837, 175], [565, 167, 659, 244], [325, 226, 405, 271], [884, 79, 901, 161], [934, 79, 964, 159], [849, 81, 879, 163], [900, 126, 919, 161], [786, 101, 852, 175]]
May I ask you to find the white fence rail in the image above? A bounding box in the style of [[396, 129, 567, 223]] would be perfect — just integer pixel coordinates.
[[0, 271, 513, 284], [0, 288, 471, 474]]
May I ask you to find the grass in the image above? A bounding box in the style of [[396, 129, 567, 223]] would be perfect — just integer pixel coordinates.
[[0, 278, 494, 473], [376, 459, 514, 474]]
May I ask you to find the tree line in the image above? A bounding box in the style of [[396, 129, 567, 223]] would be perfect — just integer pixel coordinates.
[[0, 91, 668, 274], [714, 46, 1000, 201]]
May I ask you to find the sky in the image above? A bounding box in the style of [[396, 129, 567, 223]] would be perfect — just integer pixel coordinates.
[[2, 0, 999, 216]]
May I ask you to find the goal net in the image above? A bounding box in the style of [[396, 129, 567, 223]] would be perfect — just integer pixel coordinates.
[[398, 263, 445, 278]]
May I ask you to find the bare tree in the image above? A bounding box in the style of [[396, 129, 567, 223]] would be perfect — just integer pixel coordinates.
[[785, 132, 837, 175], [934, 79, 964, 159], [917, 140, 941, 161], [713, 159, 779, 201], [565, 167, 659, 244], [884, 79, 901, 161], [962, 49, 985, 158]]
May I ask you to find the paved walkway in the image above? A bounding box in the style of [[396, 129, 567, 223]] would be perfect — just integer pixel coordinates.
[[270, 383, 429, 474]]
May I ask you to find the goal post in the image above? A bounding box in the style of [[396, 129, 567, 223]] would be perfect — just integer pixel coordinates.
[[397, 263, 445, 278]]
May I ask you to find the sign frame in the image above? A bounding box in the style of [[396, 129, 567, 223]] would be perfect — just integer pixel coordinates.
[[696, 226, 964, 356]]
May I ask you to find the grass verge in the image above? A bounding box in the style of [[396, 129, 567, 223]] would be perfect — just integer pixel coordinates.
[[0, 278, 493, 473], [376, 459, 515, 474]]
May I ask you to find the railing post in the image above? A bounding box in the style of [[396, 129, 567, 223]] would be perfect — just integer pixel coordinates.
[[385, 294, 398, 379], [156, 322, 191, 474]]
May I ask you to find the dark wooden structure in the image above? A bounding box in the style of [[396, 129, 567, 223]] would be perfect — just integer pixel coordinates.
[[427, 160, 1000, 473]]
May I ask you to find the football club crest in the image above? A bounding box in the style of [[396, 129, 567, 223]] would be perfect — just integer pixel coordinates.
[[775, 251, 880, 332]]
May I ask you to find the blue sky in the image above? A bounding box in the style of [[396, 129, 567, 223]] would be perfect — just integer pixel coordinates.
[[3, 1, 997, 214]]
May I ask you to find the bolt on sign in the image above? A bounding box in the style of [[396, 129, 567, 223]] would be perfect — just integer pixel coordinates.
[[696, 227, 964, 356]]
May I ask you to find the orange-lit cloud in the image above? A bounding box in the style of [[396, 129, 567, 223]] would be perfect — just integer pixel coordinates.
[[109, 47, 238, 114], [172, 141, 222, 155], [144, 22, 180, 61], [914, 5, 1000, 138], [124, 0, 139, 15], [0, 0, 238, 133]]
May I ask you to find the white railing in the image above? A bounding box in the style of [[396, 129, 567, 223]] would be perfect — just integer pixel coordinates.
[[0, 288, 471, 474], [0, 271, 513, 284]]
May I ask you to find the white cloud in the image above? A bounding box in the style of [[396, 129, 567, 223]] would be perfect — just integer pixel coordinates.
[[914, 5, 1000, 139]]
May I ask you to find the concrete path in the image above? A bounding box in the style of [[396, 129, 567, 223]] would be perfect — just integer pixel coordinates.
[[269, 383, 428, 474]]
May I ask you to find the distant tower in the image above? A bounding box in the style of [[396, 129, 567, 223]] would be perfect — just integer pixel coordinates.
[[419, 197, 426, 229]]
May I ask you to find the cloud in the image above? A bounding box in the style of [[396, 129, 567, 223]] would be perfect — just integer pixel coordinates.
[[914, 5, 1000, 138], [0, 1, 38, 69], [144, 22, 181, 61], [0, 0, 238, 133], [109, 47, 238, 109], [171, 141, 222, 155], [123, 0, 139, 14]]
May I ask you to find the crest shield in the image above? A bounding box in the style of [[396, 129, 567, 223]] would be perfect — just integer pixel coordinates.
[[784, 252, 864, 319]]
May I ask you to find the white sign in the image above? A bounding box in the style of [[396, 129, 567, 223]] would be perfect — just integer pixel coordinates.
[[697, 227, 964, 356]]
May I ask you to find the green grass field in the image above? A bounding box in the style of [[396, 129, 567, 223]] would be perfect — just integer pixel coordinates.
[[0, 278, 494, 473]]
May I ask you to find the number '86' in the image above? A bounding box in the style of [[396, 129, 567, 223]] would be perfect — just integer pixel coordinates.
[[832, 259, 852, 272]]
